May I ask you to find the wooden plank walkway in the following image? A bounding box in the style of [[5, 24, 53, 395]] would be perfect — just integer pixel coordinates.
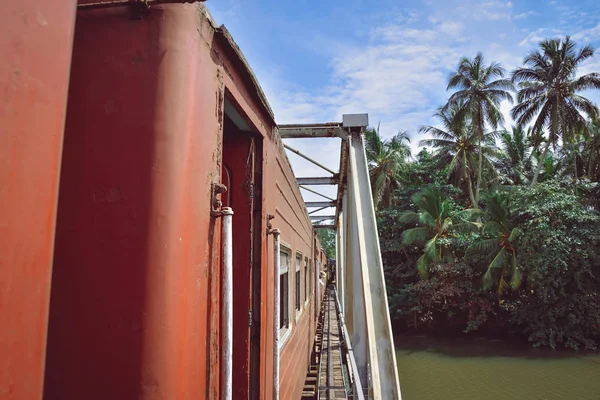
[[301, 286, 348, 399]]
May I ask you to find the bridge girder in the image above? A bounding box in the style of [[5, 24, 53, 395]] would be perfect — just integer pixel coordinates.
[[279, 114, 402, 399]]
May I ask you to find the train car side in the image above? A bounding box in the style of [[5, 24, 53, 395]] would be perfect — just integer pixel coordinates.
[[32, 3, 325, 400], [0, 2, 77, 400], [270, 135, 326, 400]]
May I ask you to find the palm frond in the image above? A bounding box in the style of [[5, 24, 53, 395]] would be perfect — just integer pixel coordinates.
[[483, 220, 505, 236], [507, 227, 520, 243], [417, 255, 429, 279], [482, 269, 493, 291], [510, 252, 522, 290], [454, 208, 484, 221], [423, 236, 441, 262], [413, 189, 442, 220], [571, 73, 600, 92], [497, 276, 509, 300], [467, 238, 500, 257], [401, 227, 431, 245], [489, 247, 507, 270], [398, 211, 420, 224], [454, 221, 482, 233]]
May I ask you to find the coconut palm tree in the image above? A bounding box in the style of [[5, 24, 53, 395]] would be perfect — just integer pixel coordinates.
[[561, 138, 587, 181], [511, 36, 600, 186], [364, 126, 411, 210], [400, 189, 480, 278], [583, 120, 600, 180], [419, 104, 499, 208], [446, 53, 514, 205], [536, 148, 563, 182], [496, 125, 533, 185]]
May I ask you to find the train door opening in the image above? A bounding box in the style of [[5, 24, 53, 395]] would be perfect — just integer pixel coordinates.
[[221, 98, 263, 399]]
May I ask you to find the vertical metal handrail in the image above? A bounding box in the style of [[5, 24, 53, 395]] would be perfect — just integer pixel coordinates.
[[221, 207, 234, 400], [272, 229, 281, 400]]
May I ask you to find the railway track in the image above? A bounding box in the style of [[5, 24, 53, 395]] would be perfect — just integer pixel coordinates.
[[302, 286, 348, 399]]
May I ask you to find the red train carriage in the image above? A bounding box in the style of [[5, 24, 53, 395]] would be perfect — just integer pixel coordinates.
[[1, 1, 77, 399], [1, 2, 328, 399]]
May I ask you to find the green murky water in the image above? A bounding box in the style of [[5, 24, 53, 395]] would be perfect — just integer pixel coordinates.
[[395, 335, 600, 400]]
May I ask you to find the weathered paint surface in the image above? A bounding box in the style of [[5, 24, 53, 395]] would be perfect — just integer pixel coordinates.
[[45, 5, 219, 399], [0, 1, 76, 399]]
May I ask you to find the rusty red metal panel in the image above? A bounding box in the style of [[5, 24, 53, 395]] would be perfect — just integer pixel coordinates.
[[264, 134, 318, 399], [279, 311, 314, 399], [0, 1, 77, 399], [44, 4, 219, 399]]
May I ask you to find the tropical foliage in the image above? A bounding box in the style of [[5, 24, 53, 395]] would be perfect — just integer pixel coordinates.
[[467, 193, 521, 296], [400, 189, 479, 278], [445, 53, 514, 206], [511, 36, 600, 186], [419, 103, 498, 207], [364, 126, 411, 209], [371, 37, 600, 351]]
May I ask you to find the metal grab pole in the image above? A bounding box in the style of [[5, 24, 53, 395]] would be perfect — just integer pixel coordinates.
[[221, 207, 234, 400], [272, 229, 281, 400]]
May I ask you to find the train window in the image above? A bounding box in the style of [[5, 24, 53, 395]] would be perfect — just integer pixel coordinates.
[[309, 259, 313, 299], [279, 246, 291, 341], [304, 257, 309, 304], [295, 253, 301, 313]]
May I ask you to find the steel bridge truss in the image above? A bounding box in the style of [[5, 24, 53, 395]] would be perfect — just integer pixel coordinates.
[[279, 114, 402, 399]]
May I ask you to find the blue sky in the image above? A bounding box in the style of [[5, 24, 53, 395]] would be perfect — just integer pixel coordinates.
[[208, 0, 600, 202]]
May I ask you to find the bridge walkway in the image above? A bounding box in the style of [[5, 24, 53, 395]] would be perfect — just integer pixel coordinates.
[[301, 285, 349, 399]]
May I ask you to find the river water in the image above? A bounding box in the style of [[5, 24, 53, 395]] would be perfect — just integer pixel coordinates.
[[395, 335, 600, 400]]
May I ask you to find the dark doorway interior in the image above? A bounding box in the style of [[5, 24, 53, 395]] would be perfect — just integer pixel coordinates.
[[221, 99, 262, 399]]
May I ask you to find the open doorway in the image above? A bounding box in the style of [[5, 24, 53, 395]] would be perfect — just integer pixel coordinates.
[[221, 97, 263, 399]]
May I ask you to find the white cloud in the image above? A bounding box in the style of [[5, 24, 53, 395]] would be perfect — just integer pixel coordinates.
[[471, 0, 514, 21], [262, 8, 529, 170], [396, 10, 423, 24], [439, 21, 465, 36], [260, 19, 472, 176], [269, 20, 469, 137], [500, 100, 515, 129], [572, 22, 600, 42], [465, 1, 542, 22], [577, 55, 600, 78], [514, 11, 538, 19], [518, 28, 547, 46]]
